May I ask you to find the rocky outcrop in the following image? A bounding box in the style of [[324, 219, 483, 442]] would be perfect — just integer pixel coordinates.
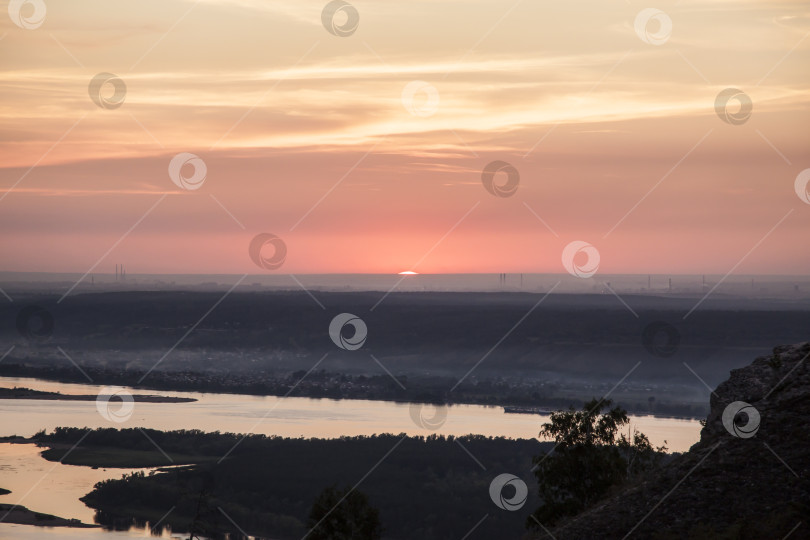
[[545, 342, 810, 539]]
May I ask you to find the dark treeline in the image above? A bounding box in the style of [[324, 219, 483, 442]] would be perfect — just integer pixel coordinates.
[[39, 428, 542, 539], [3, 291, 808, 385], [0, 363, 709, 418], [5, 290, 806, 419]]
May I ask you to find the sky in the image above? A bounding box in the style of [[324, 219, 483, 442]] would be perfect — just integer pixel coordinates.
[[1, 0, 809, 275]]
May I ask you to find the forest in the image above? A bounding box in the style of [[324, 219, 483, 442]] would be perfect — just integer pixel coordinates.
[[38, 427, 543, 539], [37, 397, 672, 540]]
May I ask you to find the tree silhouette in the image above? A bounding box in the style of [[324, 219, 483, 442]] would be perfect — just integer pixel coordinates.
[[306, 485, 382, 540], [184, 469, 219, 540], [528, 398, 665, 530]]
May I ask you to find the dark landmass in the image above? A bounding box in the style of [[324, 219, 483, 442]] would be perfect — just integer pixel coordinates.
[[2, 290, 807, 416], [0, 488, 10, 496], [41, 445, 212, 468], [544, 342, 810, 539], [36, 427, 544, 539], [0, 503, 98, 528], [0, 363, 707, 418], [51, 342, 809, 539], [0, 386, 196, 403], [503, 406, 556, 415], [4, 432, 211, 468]]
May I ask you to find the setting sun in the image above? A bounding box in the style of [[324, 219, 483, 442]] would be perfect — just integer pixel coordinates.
[[0, 2, 807, 539]]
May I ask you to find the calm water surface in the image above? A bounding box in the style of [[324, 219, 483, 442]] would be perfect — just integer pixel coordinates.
[[0, 376, 703, 539], [0, 377, 701, 448]]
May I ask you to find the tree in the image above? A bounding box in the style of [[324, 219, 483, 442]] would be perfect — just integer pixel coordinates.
[[306, 486, 382, 540], [527, 398, 665, 530], [184, 469, 218, 540]]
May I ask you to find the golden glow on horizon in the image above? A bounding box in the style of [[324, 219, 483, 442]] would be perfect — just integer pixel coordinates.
[[0, 0, 808, 275]]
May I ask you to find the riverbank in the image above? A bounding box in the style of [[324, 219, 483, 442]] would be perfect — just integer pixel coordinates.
[[36, 427, 546, 540], [0, 433, 212, 468], [0, 387, 196, 403], [0, 364, 707, 419], [7, 288, 799, 422], [0, 504, 98, 529], [0, 375, 703, 452]]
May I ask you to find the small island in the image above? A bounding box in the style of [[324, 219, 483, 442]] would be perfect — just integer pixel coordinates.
[[0, 386, 196, 403], [0, 503, 98, 528]]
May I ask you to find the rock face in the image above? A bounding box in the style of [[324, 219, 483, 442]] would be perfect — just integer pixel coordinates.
[[546, 342, 810, 540]]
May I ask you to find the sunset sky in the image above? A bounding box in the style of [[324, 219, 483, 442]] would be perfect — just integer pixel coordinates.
[[1, 0, 808, 275]]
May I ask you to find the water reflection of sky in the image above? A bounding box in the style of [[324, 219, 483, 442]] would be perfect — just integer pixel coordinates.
[[0, 376, 701, 451], [0, 376, 701, 538]]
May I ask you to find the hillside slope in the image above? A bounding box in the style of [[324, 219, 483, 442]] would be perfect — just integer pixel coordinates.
[[546, 342, 810, 539]]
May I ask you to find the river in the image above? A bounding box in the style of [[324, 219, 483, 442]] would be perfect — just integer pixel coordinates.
[[0, 376, 703, 539]]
